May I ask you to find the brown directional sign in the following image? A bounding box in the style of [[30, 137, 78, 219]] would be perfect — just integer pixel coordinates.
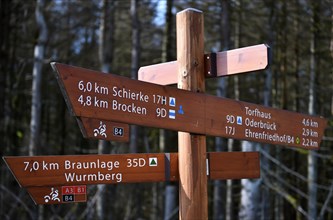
[[208, 152, 259, 180], [27, 185, 87, 205], [77, 117, 129, 142], [139, 44, 269, 85], [3, 152, 259, 188], [3, 153, 178, 187], [52, 63, 326, 149]]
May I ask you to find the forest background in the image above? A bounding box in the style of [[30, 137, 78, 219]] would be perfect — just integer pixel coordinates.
[[1, 0, 333, 219]]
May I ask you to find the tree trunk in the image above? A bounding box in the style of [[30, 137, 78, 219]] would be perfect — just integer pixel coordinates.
[[0, 0, 10, 151], [162, 1, 178, 220], [124, 1, 141, 219], [307, 1, 319, 219], [29, 0, 47, 156], [96, 1, 115, 219], [292, 1, 302, 220], [331, 4, 333, 117], [129, 0, 139, 154], [164, 184, 177, 220], [261, 1, 275, 219], [30, 1, 47, 219], [0, 2, 11, 217], [97, 2, 114, 141], [239, 142, 261, 220], [214, 1, 230, 219], [161, 0, 173, 63]]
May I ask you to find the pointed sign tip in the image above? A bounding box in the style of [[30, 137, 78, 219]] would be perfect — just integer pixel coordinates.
[[3, 156, 24, 188], [50, 62, 58, 72]]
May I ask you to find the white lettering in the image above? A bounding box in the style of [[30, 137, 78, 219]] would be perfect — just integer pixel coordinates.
[[112, 86, 149, 102], [245, 106, 271, 119], [112, 100, 147, 115], [65, 160, 71, 170], [64, 159, 119, 171], [245, 128, 294, 144], [245, 118, 277, 131], [64, 172, 122, 183]]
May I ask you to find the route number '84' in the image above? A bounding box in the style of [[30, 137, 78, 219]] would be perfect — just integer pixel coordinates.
[[113, 127, 124, 137], [63, 195, 74, 202]]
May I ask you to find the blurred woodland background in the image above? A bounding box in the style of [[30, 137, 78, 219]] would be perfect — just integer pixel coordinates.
[[1, 0, 333, 219]]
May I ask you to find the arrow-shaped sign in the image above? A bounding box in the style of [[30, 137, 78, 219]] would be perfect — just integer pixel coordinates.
[[139, 44, 269, 85], [52, 63, 326, 149], [10, 152, 259, 205], [77, 117, 129, 142], [4, 153, 175, 187], [3, 152, 259, 188]]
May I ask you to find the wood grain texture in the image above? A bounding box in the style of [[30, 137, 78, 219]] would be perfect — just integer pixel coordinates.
[[176, 9, 208, 220], [138, 44, 269, 85], [209, 152, 260, 180]]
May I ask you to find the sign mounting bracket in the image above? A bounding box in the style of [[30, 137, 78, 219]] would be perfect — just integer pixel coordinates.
[[204, 52, 217, 78]]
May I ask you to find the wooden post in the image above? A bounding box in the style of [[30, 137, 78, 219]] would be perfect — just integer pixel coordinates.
[[177, 9, 208, 219]]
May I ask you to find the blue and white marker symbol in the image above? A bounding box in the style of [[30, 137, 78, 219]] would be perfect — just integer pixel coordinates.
[[169, 97, 176, 107], [169, 109, 176, 119], [237, 116, 242, 125]]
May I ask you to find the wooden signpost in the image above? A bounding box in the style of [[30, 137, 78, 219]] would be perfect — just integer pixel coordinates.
[[48, 9, 326, 218], [176, 9, 208, 219], [4, 152, 259, 204], [51, 62, 326, 150], [2, 7, 327, 220]]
